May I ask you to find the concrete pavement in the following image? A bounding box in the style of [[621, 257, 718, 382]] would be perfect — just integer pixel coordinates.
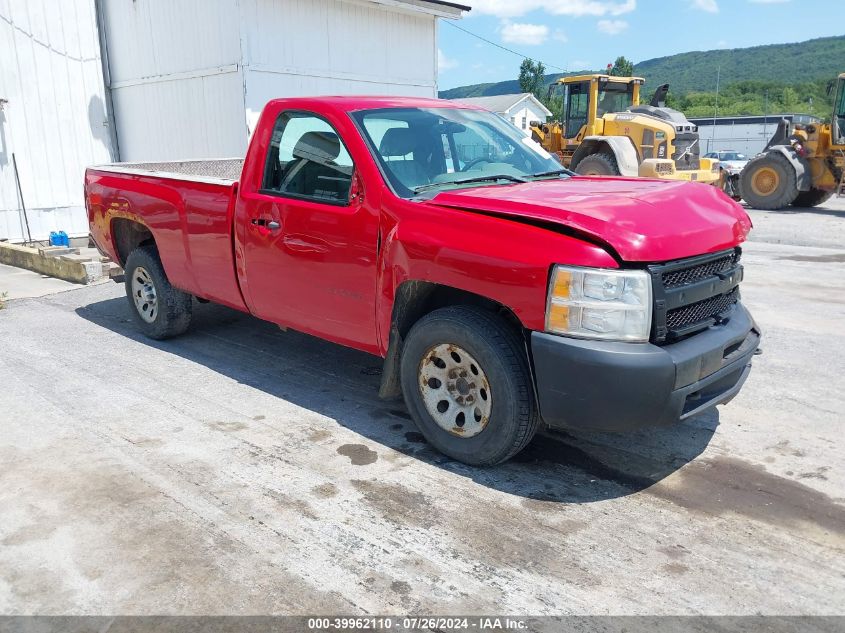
[[0, 198, 843, 616]]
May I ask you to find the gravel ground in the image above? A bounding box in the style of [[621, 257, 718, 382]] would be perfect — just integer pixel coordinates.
[[0, 197, 843, 618]]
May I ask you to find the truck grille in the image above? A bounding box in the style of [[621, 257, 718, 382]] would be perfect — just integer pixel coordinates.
[[662, 251, 740, 289], [666, 287, 740, 331], [648, 248, 743, 343], [672, 132, 701, 171]]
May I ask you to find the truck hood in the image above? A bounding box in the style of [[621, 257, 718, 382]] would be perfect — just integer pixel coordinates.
[[425, 176, 752, 262]]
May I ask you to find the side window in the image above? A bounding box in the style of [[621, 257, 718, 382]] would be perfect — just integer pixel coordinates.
[[565, 82, 589, 139], [263, 112, 354, 204]]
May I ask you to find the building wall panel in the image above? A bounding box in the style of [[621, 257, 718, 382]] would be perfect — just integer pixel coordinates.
[[111, 69, 247, 161], [0, 0, 113, 241]]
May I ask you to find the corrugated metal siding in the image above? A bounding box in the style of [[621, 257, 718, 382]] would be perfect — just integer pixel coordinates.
[[100, 0, 247, 161], [242, 0, 437, 131], [110, 70, 248, 161], [0, 0, 113, 241], [100, 0, 241, 83], [103, 0, 438, 159]]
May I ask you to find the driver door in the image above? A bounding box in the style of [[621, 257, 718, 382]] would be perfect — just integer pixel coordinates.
[[236, 110, 380, 353]]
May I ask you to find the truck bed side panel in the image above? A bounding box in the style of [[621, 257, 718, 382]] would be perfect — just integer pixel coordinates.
[[86, 170, 247, 312]]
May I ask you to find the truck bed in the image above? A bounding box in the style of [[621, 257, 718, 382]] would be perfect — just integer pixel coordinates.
[[86, 158, 247, 312], [92, 158, 245, 185]]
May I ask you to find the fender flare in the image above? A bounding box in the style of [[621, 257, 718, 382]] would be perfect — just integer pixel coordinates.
[[571, 136, 639, 177], [768, 145, 812, 191]]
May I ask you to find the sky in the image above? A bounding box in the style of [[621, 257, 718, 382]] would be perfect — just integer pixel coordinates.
[[436, 0, 843, 90]]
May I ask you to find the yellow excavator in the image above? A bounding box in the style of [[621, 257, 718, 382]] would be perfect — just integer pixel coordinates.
[[530, 74, 721, 185], [739, 73, 845, 209]]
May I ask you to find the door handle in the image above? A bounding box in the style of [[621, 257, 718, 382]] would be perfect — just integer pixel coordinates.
[[251, 218, 281, 230]]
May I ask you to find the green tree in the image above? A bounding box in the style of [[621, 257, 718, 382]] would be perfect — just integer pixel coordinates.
[[610, 56, 634, 77], [518, 58, 546, 99]]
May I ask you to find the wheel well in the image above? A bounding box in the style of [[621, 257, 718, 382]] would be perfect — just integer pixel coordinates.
[[378, 281, 524, 399], [570, 140, 610, 169], [112, 218, 155, 266]]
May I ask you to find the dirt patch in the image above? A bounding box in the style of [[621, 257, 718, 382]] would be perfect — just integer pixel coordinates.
[[311, 483, 338, 498], [390, 580, 411, 595], [662, 563, 689, 575], [649, 456, 845, 540], [308, 429, 333, 443], [658, 545, 690, 560], [337, 444, 378, 466], [780, 253, 845, 263], [351, 479, 433, 529], [264, 490, 319, 521], [205, 420, 248, 433]]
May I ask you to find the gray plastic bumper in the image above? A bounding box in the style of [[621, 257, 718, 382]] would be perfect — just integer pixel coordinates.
[[530, 304, 760, 432]]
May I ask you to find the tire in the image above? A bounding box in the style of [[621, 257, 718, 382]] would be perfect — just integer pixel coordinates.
[[739, 152, 798, 210], [400, 306, 539, 466], [574, 152, 620, 176], [791, 188, 834, 208], [124, 246, 192, 340]]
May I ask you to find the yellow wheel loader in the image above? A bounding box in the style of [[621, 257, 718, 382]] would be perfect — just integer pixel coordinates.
[[739, 73, 845, 210], [530, 74, 721, 185]]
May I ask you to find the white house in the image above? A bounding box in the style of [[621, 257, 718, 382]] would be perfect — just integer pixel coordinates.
[[451, 93, 552, 134], [0, 0, 468, 242]]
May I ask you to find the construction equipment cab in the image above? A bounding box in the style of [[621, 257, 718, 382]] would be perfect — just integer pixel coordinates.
[[531, 74, 720, 185]]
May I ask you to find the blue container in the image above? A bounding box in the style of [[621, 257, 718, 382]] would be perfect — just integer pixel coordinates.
[[49, 231, 61, 246], [58, 230, 69, 246]]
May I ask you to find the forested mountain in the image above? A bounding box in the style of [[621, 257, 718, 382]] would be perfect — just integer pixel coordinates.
[[439, 35, 844, 118]]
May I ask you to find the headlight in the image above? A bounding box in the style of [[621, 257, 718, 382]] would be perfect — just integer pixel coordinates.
[[546, 266, 652, 342]]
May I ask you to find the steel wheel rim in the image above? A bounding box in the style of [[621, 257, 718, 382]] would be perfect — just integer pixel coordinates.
[[751, 166, 779, 196], [131, 266, 158, 323], [418, 343, 492, 438]]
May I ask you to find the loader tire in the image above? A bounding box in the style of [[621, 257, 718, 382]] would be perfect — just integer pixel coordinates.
[[575, 153, 620, 176], [124, 246, 193, 340], [791, 188, 834, 208], [740, 152, 798, 210]]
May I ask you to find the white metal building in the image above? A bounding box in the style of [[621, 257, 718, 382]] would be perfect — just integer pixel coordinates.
[[100, 0, 468, 162], [690, 113, 821, 156], [0, 0, 468, 242], [450, 93, 553, 135], [0, 0, 115, 242]]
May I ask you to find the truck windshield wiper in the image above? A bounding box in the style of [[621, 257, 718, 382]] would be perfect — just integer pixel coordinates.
[[412, 174, 527, 194], [530, 168, 575, 178]]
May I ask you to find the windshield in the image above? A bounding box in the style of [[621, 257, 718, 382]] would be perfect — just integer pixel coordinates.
[[597, 81, 635, 116], [351, 107, 565, 198], [719, 152, 747, 161]]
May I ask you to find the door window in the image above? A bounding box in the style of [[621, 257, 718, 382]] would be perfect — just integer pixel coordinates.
[[564, 82, 590, 139], [262, 112, 354, 204]]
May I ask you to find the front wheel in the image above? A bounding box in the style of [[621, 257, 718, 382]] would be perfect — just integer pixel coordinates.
[[575, 152, 620, 176], [124, 246, 193, 340], [400, 306, 539, 466], [739, 152, 798, 210]]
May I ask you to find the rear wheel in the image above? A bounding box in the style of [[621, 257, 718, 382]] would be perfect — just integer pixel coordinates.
[[740, 152, 798, 210], [575, 152, 620, 176], [400, 306, 538, 466], [124, 246, 192, 340], [791, 188, 834, 208]]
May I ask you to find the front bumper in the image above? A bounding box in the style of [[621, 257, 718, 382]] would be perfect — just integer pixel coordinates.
[[530, 303, 760, 432]]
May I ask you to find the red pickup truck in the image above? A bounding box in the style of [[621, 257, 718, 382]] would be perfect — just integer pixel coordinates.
[[86, 96, 760, 465]]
